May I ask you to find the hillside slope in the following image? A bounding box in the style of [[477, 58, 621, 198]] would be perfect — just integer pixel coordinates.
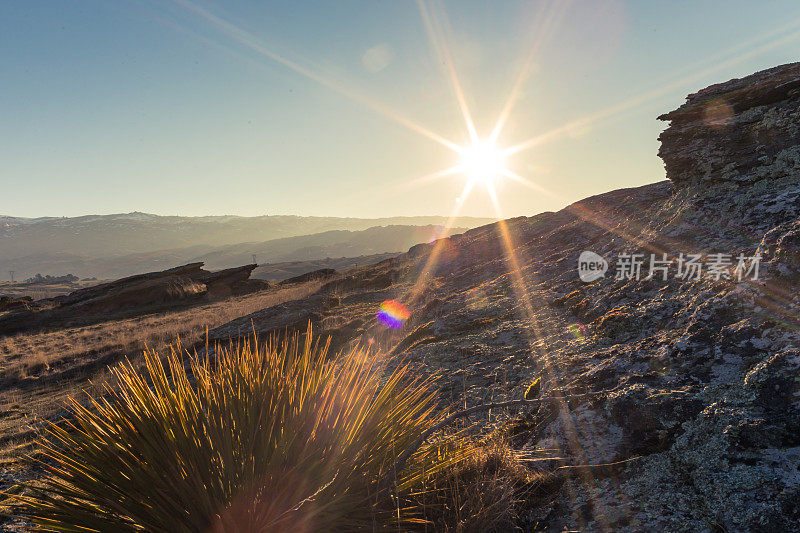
[[211, 63, 800, 530], [250, 253, 398, 281]]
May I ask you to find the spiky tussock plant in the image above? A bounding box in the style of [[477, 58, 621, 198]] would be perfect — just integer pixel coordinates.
[[16, 327, 464, 532]]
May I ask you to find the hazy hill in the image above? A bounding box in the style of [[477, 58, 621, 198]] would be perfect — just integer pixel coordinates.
[[0, 222, 472, 280], [0, 213, 490, 280], [193, 225, 459, 270]]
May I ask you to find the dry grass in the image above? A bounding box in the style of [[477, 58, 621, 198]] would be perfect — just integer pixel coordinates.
[[0, 282, 322, 504], [0, 282, 321, 385], [0, 281, 547, 530]]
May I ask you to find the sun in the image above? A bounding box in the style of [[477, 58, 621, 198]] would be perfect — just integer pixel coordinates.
[[458, 140, 507, 186]]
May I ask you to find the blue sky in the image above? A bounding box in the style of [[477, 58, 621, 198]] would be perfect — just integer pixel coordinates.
[[2, 1, 799, 218]]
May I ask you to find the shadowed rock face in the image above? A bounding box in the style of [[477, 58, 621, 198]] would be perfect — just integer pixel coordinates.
[[211, 64, 800, 531]]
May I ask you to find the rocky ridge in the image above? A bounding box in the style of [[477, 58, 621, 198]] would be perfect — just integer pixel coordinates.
[[212, 63, 800, 531]]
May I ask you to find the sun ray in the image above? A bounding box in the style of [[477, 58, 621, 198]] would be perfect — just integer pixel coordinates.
[[171, 0, 462, 153], [504, 20, 800, 156], [396, 165, 464, 191], [500, 169, 557, 197], [417, 0, 479, 143], [486, 185, 629, 531], [661, 15, 800, 89], [489, 0, 572, 143], [406, 178, 477, 305]]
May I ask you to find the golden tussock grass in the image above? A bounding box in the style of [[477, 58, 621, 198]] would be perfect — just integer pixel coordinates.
[[0, 283, 322, 498], [11, 329, 468, 532]]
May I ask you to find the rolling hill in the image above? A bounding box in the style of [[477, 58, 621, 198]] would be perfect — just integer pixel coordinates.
[[0, 214, 490, 280]]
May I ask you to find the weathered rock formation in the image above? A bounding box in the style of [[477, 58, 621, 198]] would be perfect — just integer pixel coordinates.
[[659, 62, 800, 186], [211, 63, 800, 531], [0, 263, 266, 335]]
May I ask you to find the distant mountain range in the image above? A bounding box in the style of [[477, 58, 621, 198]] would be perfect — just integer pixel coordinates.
[[0, 213, 492, 280]]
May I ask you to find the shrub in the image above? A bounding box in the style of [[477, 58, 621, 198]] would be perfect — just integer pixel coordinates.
[[15, 326, 465, 532], [404, 439, 540, 532]]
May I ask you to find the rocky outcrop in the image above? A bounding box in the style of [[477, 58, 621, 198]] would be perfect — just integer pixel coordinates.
[[319, 265, 400, 295], [209, 64, 800, 531], [54, 262, 264, 313], [659, 62, 800, 186], [199, 264, 266, 298], [55, 263, 208, 307], [0, 263, 266, 335]]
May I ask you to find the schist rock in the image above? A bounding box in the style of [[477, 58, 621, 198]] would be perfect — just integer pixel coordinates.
[[658, 62, 800, 186]]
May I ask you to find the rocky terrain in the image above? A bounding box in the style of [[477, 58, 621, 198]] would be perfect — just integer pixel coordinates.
[[209, 63, 800, 531]]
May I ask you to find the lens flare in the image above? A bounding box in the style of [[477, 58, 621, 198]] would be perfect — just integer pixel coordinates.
[[377, 300, 411, 329], [703, 98, 734, 127], [567, 322, 588, 342]]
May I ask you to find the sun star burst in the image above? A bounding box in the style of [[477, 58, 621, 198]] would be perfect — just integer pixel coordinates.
[[457, 140, 508, 186]]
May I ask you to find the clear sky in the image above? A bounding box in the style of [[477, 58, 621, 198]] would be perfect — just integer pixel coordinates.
[[2, 1, 799, 219]]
